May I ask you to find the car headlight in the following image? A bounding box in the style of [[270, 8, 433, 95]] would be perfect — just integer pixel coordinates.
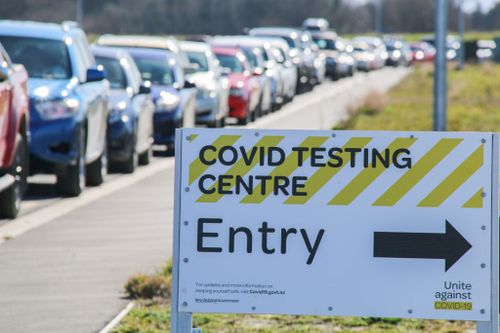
[[34, 97, 80, 120], [156, 91, 180, 112]]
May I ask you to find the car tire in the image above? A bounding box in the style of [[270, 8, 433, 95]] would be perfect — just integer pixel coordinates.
[[86, 146, 107, 186], [238, 105, 251, 125], [138, 144, 152, 166], [0, 134, 28, 219], [56, 128, 86, 197], [119, 137, 138, 173]]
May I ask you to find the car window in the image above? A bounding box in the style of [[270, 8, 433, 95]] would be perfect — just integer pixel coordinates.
[[132, 55, 175, 86], [241, 48, 257, 68], [125, 56, 143, 91], [215, 54, 244, 73], [186, 51, 209, 72], [313, 37, 335, 50], [0, 35, 72, 79], [0, 44, 12, 67], [95, 56, 127, 89]]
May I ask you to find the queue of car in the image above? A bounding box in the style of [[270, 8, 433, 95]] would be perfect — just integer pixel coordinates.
[[0, 17, 412, 219]]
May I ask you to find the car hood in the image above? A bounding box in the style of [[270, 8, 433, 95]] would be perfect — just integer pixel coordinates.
[[186, 72, 217, 90], [28, 77, 76, 100], [321, 50, 340, 58], [228, 73, 248, 88], [151, 85, 180, 102], [108, 90, 130, 110]]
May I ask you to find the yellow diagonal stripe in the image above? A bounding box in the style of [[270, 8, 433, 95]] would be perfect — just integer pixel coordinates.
[[418, 144, 484, 207], [462, 187, 484, 208], [188, 135, 240, 185], [373, 138, 462, 206], [284, 137, 372, 205], [329, 137, 416, 206], [197, 136, 285, 203], [240, 136, 329, 204]]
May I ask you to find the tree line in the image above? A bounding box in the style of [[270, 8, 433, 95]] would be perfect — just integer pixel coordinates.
[[1, 0, 499, 35]]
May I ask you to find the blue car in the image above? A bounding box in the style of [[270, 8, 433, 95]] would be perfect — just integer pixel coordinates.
[[122, 47, 196, 152], [92, 46, 154, 173], [0, 20, 109, 197]]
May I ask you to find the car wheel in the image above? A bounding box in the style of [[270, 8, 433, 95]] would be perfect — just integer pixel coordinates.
[[138, 144, 152, 166], [238, 105, 251, 125], [56, 128, 86, 197], [0, 134, 28, 219], [119, 135, 138, 173], [86, 144, 107, 186]]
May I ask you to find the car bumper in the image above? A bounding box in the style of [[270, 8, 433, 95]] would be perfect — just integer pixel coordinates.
[[107, 115, 135, 162], [30, 117, 82, 167], [228, 95, 248, 120], [153, 111, 179, 146], [195, 95, 218, 124]]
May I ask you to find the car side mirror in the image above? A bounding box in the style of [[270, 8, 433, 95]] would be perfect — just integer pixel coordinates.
[[86, 67, 105, 82], [183, 80, 196, 89], [253, 67, 264, 76], [138, 84, 151, 94]]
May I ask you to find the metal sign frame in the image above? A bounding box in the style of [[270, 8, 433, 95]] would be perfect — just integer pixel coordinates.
[[171, 129, 499, 333]]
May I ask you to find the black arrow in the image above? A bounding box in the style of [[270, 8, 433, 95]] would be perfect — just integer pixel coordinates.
[[374, 220, 472, 272]]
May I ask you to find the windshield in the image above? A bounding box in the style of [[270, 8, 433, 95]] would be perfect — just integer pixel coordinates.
[[241, 48, 258, 68], [132, 56, 175, 86], [95, 56, 127, 89], [312, 37, 336, 50], [186, 51, 209, 72], [215, 54, 244, 73], [0, 35, 72, 79]]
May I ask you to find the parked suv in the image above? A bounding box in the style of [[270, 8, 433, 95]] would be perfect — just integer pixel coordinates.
[[0, 43, 29, 218], [0, 21, 109, 197]]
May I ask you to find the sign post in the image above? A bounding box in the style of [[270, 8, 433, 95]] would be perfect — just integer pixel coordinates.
[[434, 0, 448, 131], [171, 128, 498, 332]]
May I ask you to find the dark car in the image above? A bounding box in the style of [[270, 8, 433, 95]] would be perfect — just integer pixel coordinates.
[[123, 47, 196, 152], [92, 46, 154, 173], [384, 38, 412, 67], [311, 31, 355, 79], [0, 43, 29, 218], [0, 20, 109, 197]]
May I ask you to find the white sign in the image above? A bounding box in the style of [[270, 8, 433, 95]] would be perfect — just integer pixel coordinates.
[[175, 128, 497, 321]]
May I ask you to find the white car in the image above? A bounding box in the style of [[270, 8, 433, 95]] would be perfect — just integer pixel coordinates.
[[180, 41, 229, 127]]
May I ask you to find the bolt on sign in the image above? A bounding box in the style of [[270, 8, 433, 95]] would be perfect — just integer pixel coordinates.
[[171, 129, 499, 332]]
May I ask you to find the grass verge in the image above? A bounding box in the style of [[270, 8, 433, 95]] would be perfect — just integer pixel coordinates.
[[338, 63, 500, 132]]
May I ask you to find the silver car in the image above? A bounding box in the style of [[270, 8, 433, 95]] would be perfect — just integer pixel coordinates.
[[181, 41, 229, 127]]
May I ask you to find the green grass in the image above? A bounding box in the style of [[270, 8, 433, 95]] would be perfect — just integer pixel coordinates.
[[112, 301, 475, 333], [341, 63, 500, 132]]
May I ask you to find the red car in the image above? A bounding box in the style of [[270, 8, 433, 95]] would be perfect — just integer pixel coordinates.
[[410, 42, 436, 63], [212, 46, 260, 125], [0, 44, 29, 218]]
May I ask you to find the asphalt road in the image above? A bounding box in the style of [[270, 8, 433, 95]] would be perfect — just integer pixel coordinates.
[[0, 67, 410, 333]]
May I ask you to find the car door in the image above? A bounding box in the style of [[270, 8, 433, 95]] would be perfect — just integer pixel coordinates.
[[73, 34, 107, 163], [126, 57, 153, 154]]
